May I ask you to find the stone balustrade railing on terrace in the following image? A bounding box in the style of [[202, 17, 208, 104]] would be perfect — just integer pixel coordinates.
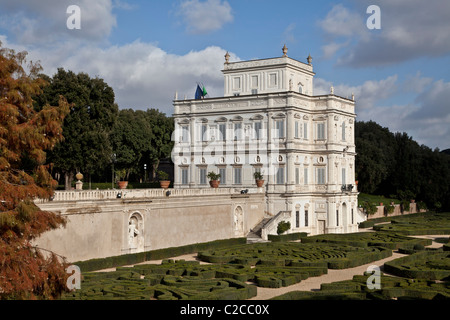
[[36, 187, 264, 203]]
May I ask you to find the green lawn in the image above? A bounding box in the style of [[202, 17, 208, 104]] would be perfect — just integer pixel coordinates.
[[358, 193, 401, 205]]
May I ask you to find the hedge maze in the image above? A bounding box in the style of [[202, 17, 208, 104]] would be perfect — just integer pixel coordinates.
[[271, 243, 450, 300], [372, 212, 450, 235], [272, 272, 450, 300], [63, 242, 393, 300], [62, 260, 258, 300], [301, 232, 432, 250], [62, 212, 450, 300], [197, 242, 392, 270]]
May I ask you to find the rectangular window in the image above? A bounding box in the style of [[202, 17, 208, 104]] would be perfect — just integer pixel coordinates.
[[201, 124, 207, 142], [219, 124, 226, 141], [317, 167, 326, 185], [295, 121, 299, 138], [181, 126, 189, 143], [304, 122, 308, 139], [254, 122, 262, 140], [305, 210, 309, 227], [251, 75, 258, 88], [234, 167, 242, 184], [233, 77, 241, 90], [342, 121, 346, 141], [199, 168, 207, 185], [181, 168, 189, 185], [269, 73, 277, 87], [295, 167, 300, 185], [296, 210, 300, 228], [351, 208, 354, 225], [336, 210, 339, 227], [275, 120, 285, 138], [276, 167, 284, 184], [219, 168, 226, 185], [304, 168, 308, 185], [234, 122, 242, 140], [317, 123, 325, 140], [342, 168, 346, 185]]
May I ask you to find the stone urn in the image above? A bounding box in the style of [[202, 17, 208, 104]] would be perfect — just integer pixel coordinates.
[[75, 172, 83, 190]]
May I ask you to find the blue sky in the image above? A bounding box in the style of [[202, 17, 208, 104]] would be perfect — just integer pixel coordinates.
[[0, 0, 449, 150]]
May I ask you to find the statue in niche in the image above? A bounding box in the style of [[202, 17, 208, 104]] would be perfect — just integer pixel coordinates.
[[234, 206, 244, 235], [128, 216, 140, 249]]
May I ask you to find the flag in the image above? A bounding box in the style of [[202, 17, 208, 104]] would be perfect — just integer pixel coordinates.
[[195, 84, 208, 99], [195, 84, 203, 100]]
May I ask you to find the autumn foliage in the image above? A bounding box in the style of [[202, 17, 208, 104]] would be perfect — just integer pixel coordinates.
[[0, 43, 70, 299]]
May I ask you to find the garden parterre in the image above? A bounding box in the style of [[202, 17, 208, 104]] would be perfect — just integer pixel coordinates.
[[62, 212, 450, 300]]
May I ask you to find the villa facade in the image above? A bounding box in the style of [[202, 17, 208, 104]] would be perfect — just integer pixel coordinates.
[[172, 46, 361, 236]]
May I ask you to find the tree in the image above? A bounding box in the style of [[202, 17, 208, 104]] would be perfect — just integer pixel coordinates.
[[0, 43, 70, 299], [35, 69, 118, 189], [110, 109, 150, 181], [145, 109, 174, 180], [110, 108, 174, 182], [355, 121, 396, 194], [355, 120, 450, 211]]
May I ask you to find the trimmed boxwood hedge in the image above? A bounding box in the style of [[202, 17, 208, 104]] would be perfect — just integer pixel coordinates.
[[271, 272, 450, 300], [74, 237, 247, 272], [301, 232, 431, 250], [197, 242, 392, 270], [383, 251, 450, 280], [268, 232, 308, 242], [63, 262, 258, 300], [373, 212, 450, 235]]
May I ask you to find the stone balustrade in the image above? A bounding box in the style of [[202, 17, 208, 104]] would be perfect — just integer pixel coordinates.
[[37, 187, 264, 203]]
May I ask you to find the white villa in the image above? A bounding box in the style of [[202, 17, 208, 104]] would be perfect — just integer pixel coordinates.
[[172, 46, 362, 236]]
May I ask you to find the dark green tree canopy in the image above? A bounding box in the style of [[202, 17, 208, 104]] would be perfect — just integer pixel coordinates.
[[35, 68, 119, 187], [110, 108, 174, 180], [355, 120, 450, 211]]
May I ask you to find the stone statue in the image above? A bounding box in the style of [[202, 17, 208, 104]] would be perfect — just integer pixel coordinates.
[[128, 217, 139, 248]]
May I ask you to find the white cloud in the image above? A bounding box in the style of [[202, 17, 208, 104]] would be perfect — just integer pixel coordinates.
[[317, 4, 367, 39], [176, 0, 233, 34], [314, 75, 398, 110], [17, 38, 237, 114], [0, 0, 116, 46], [321, 41, 349, 60], [318, 74, 450, 149], [319, 0, 450, 66], [282, 23, 297, 44], [402, 72, 433, 94], [411, 79, 450, 120]]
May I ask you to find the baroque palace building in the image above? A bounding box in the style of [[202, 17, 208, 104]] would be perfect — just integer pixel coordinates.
[[172, 46, 361, 236]]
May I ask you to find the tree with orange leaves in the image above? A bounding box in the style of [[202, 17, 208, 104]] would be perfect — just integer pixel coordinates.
[[0, 42, 71, 299]]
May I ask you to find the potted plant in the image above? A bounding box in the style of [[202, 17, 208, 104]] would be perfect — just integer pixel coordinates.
[[158, 170, 170, 189], [207, 171, 221, 188], [115, 168, 128, 189], [254, 171, 264, 187]]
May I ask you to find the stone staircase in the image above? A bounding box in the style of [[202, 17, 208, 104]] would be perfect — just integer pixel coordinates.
[[246, 218, 271, 243]]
